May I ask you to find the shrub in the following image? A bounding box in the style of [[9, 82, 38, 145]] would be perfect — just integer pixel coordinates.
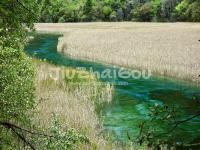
[[32, 115, 90, 150], [0, 46, 35, 148], [0, 47, 35, 123]]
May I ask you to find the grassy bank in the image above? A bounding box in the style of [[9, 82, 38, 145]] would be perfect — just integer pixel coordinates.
[[35, 23, 200, 84], [33, 59, 134, 149]]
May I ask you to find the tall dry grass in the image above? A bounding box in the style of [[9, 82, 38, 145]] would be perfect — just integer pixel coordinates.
[[36, 22, 200, 83], [33, 60, 116, 149]]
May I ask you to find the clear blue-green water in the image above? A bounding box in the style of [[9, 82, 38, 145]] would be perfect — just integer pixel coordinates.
[[25, 34, 200, 145]]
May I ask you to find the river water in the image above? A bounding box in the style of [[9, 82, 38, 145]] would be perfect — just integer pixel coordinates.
[[25, 34, 200, 145]]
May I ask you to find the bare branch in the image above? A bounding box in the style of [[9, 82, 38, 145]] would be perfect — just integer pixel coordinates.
[[1, 121, 35, 150], [10, 127, 36, 150], [0, 121, 68, 147], [156, 112, 200, 137], [0, 121, 55, 138]]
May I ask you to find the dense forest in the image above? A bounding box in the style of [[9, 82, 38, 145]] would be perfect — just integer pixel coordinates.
[[40, 0, 200, 22]]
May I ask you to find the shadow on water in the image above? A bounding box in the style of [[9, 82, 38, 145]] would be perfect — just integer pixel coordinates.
[[25, 33, 200, 144]]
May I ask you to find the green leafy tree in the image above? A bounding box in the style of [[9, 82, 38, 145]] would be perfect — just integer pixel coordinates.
[[0, 0, 40, 149], [116, 8, 124, 21], [159, 0, 181, 21], [37, 0, 200, 22], [189, 1, 200, 21], [175, 0, 200, 22], [132, 2, 154, 21], [110, 11, 117, 21], [83, 0, 93, 21], [84, 0, 92, 14], [151, 0, 162, 21], [103, 5, 113, 20]]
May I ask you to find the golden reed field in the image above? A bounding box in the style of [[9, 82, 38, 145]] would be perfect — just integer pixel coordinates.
[[35, 23, 200, 83], [34, 60, 114, 149]]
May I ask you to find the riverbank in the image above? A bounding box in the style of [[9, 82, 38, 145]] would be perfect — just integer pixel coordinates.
[[35, 23, 200, 84], [26, 34, 151, 149], [26, 33, 200, 149], [33, 59, 115, 149]]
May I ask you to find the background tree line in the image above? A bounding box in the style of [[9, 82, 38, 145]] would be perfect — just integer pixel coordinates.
[[39, 0, 200, 23]]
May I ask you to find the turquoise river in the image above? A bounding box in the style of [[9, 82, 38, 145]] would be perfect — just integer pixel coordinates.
[[25, 34, 200, 146]]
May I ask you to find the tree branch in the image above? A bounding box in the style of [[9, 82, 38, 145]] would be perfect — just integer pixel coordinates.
[[0, 121, 55, 138], [156, 112, 200, 137], [0, 121, 63, 149], [1, 121, 35, 150], [10, 126, 36, 150]]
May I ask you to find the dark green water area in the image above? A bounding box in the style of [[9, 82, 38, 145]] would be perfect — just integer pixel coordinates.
[[25, 34, 200, 146]]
